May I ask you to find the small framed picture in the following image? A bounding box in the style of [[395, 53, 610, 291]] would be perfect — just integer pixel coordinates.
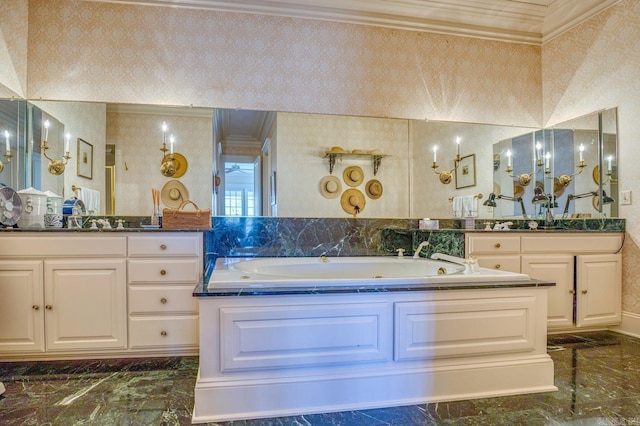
[[77, 138, 93, 179], [455, 154, 476, 189]]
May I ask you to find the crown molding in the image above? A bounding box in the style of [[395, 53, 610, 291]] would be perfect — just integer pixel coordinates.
[[87, 0, 622, 45]]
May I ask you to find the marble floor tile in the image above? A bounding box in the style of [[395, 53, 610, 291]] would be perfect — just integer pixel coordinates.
[[2, 332, 640, 425]]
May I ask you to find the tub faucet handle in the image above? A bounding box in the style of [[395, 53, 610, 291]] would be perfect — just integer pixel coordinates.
[[396, 248, 405, 258]]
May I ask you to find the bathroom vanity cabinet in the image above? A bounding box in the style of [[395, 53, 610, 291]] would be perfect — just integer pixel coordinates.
[[0, 232, 202, 359], [466, 232, 623, 330]]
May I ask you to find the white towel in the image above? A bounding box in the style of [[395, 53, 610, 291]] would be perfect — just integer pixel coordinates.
[[77, 188, 101, 214], [452, 196, 464, 218], [452, 195, 478, 218]]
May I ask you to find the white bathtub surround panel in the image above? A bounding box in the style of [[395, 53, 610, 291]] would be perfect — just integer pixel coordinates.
[[193, 288, 555, 423]]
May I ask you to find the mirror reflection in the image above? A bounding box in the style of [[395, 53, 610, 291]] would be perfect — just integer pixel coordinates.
[[491, 108, 618, 220], [0, 98, 618, 220]]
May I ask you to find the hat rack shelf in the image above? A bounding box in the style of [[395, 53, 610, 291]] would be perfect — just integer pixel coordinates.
[[324, 149, 389, 176]]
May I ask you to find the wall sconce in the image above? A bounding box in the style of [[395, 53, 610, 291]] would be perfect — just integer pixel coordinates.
[[160, 121, 178, 177], [431, 136, 461, 184], [545, 143, 587, 187], [562, 190, 615, 218], [0, 130, 11, 173], [41, 120, 71, 175], [504, 142, 544, 186], [483, 192, 527, 218]]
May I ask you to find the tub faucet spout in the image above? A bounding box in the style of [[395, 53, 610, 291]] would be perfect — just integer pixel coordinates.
[[413, 241, 430, 259], [430, 253, 468, 266]]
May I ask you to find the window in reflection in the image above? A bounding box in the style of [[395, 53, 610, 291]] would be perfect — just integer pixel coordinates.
[[224, 158, 258, 216]]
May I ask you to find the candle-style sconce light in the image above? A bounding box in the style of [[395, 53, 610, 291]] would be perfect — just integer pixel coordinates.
[[41, 120, 72, 175], [159, 121, 176, 177], [432, 136, 462, 184], [545, 143, 587, 187], [0, 130, 11, 173], [159, 121, 187, 178], [504, 142, 544, 186]]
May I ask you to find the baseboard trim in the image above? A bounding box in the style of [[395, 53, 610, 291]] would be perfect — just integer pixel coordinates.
[[610, 311, 640, 339]]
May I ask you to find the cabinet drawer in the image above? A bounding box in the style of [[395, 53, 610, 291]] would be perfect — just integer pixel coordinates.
[[128, 234, 201, 257], [0, 235, 126, 257], [129, 286, 198, 314], [128, 259, 200, 283], [467, 235, 520, 254], [474, 255, 521, 273], [522, 234, 623, 254], [129, 315, 198, 348]]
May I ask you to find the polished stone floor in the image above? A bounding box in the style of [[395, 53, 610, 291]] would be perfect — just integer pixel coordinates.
[[1, 331, 640, 425]]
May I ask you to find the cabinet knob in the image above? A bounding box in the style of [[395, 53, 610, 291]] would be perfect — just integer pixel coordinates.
[[45, 305, 52, 310], [161, 297, 167, 304], [161, 331, 167, 336], [160, 269, 167, 275], [160, 244, 167, 250], [569, 290, 575, 295], [494, 264, 501, 269], [32, 305, 40, 310], [582, 290, 588, 295], [494, 243, 501, 248]]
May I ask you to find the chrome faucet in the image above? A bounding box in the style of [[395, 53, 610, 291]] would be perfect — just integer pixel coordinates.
[[413, 241, 430, 259]]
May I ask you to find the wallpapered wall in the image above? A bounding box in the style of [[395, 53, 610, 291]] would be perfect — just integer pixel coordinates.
[[0, 0, 28, 98], [1, 0, 639, 316]]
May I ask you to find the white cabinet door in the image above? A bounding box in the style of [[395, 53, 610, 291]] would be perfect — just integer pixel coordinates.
[[576, 253, 622, 328], [521, 255, 574, 329], [44, 259, 127, 351], [0, 261, 44, 353]]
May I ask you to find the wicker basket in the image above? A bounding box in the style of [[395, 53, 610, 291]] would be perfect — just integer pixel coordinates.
[[162, 200, 211, 229]]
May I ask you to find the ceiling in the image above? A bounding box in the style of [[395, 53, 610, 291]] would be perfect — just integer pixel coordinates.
[[94, 0, 620, 44]]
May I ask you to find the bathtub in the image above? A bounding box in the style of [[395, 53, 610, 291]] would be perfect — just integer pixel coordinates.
[[209, 255, 532, 288], [194, 254, 555, 423]]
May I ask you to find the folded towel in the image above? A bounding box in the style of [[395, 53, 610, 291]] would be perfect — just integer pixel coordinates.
[[452, 195, 478, 218], [77, 188, 101, 214]]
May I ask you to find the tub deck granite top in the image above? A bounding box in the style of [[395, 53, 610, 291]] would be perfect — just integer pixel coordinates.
[[193, 257, 555, 297]]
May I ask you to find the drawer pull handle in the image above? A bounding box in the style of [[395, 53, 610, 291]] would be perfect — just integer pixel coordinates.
[[494, 243, 501, 248], [582, 290, 588, 295], [161, 331, 167, 336], [160, 244, 167, 250], [494, 264, 501, 269], [161, 298, 167, 304], [32, 305, 40, 311], [160, 269, 167, 275], [45, 305, 52, 310]]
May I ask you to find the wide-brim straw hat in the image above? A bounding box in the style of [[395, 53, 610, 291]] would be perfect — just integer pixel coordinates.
[[365, 179, 383, 199], [320, 175, 342, 199], [161, 179, 189, 208], [343, 166, 364, 187], [341, 188, 366, 215]]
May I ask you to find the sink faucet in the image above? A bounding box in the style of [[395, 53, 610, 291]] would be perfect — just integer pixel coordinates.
[[413, 241, 430, 259], [430, 253, 468, 266]]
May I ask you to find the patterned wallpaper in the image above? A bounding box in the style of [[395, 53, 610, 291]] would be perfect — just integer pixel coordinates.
[[106, 111, 213, 216], [25, 0, 542, 128], [0, 0, 28, 98]]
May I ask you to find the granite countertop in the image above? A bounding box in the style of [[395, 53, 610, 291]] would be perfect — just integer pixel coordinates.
[[193, 258, 555, 297]]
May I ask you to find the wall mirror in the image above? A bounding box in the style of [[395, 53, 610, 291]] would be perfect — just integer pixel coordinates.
[[1, 97, 617, 219], [492, 108, 617, 219], [0, 99, 65, 196]]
